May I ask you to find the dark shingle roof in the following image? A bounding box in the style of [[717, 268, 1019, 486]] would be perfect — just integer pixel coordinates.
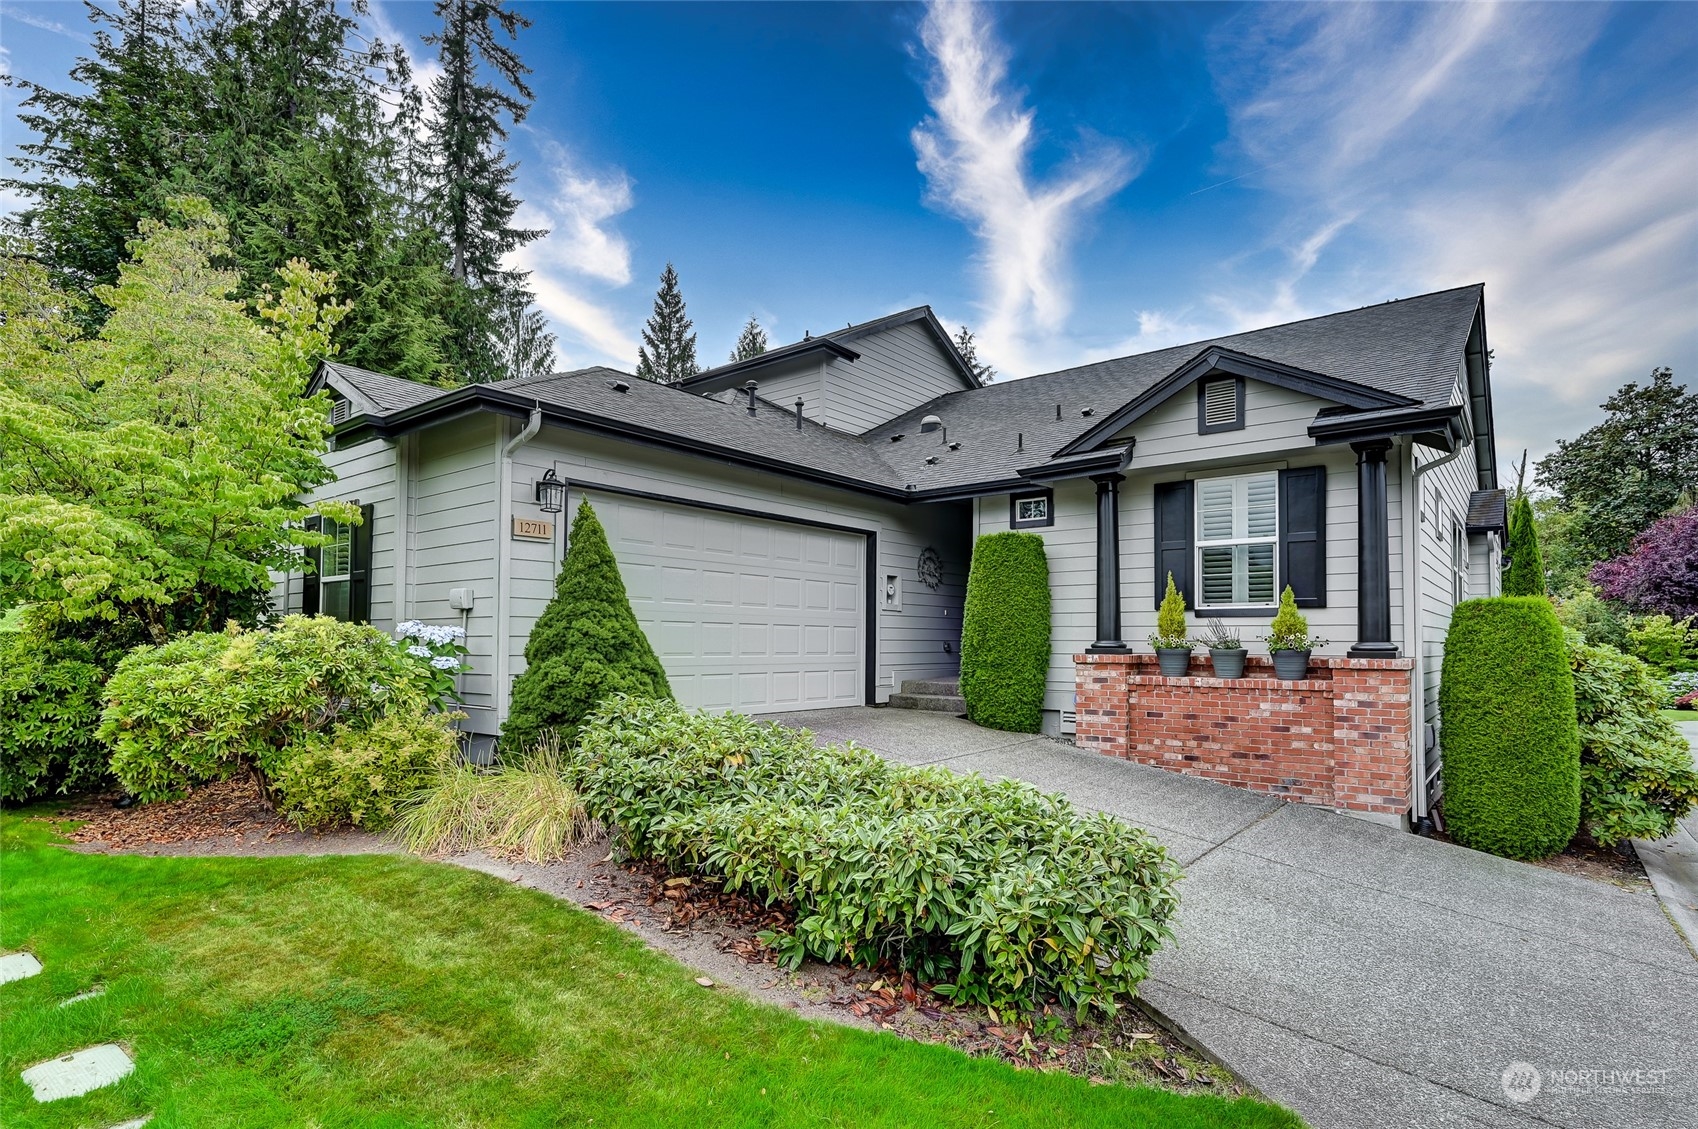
[[489, 368, 911, 493], [322, 361, 445, 412], [862, 284, 1484, 492], [1466, 488, 1508, 534], [682, 305, 978, 392]]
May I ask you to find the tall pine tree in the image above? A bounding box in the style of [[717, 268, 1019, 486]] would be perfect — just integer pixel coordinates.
[[422, 0, 547, 384], [730, 315, 769, 362], [495, 289, 558, 381], [953, 324, 996, 383], [636, 262, 699, 383]]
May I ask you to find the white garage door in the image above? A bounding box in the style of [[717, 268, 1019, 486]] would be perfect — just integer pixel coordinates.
[[585, 491, 865, 713]]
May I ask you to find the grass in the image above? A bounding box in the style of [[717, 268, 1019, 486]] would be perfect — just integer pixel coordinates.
[[391, 740, 596, 863], [0, 812, 1300, 1129], [1658, 709, 1697, 727]]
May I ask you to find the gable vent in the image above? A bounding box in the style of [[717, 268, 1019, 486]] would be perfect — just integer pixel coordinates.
[[1203, 380, 1238, 427], [329, 397, 352, 424]]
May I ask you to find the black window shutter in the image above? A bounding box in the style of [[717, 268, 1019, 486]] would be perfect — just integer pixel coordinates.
[[1279, 467, 1327, 607], [1153, 480, 1194, 608], [349, 502, 375, 625], [302, 515, 322, 616]]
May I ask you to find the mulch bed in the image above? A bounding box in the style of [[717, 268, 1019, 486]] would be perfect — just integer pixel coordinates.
[[52, 776, 294, 850], [1427, 825, 1650, 891]]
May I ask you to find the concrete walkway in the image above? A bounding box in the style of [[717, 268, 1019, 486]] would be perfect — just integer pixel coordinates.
[[770, 706, 1698, 1129], [1633, 721, 1698, 956]]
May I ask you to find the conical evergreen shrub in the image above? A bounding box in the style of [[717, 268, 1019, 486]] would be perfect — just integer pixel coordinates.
[[501, 500, 672, 750], [1503, 493, 1546, 596]]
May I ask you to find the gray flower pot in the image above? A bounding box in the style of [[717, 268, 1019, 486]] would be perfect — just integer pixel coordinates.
[[1208, 648, 1248, 679], [1155, 647, 1192, 677], [1271, 649, 1311, 681]]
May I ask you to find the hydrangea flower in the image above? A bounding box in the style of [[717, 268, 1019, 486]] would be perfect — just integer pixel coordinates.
[[407, 644, 432, 658], [430, 655, 461, 671], [396, 621, 467, 646]]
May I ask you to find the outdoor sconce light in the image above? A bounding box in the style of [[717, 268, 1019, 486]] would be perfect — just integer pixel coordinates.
[[534, 468, 565, 514]]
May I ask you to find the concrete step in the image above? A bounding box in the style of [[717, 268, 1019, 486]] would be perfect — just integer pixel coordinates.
[[898, 677, 961, 696], [887, 692, 967, 713]]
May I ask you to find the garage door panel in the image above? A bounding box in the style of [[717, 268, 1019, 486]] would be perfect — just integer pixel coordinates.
[[582, 491, 864, 714]]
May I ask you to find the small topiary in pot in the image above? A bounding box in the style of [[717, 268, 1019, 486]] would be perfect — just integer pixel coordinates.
[[1149, 572, 1194, 676], [1197, 619, 1247, 679], [1265, 586, 1326, 680]]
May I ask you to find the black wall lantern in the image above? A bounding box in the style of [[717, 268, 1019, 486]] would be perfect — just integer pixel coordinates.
[[534, 468, 565, 514]]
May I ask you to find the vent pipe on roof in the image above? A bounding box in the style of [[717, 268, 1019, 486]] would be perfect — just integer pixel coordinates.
[[743, 380, 758, 416], [794, 399, 805, 430], [1055, 403, 1061, 420], [1018, 432, 1023, 452]]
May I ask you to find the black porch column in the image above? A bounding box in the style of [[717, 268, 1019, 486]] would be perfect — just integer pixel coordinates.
[[1088, 473, 1128, 651], [1349, 439, 1399, 658]]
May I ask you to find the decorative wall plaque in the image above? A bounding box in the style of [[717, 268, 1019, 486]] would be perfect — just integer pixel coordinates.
[[917, 546, 943, 589], [511, 517, 554, 541]]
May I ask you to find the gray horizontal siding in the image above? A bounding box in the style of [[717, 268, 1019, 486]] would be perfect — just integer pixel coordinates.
[[271, 439, 400, 630], [831, 321, 966, 434]]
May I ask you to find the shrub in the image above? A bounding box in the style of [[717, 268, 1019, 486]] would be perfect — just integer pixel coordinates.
[[0, 624, 110, 803], [392, 737, 596, 863], [1503, 492, 1547, 597], [1265, 585, 1323, 651], [1623, 614, 1698, 675], [100, 615, 445, 801], [268, 703, 459, 830], [1590, 506, 1698, 619], [1666, 671, 1698, 710], [1438, 597, 1580, 858], [1150, 572, 1189, 649], [502, 501, 671, 751], [959, 532, 1051, 733], [1552, 587, 1631, 651], [1567, 633, 1698, 845], [567, 697, 1181, 1017]]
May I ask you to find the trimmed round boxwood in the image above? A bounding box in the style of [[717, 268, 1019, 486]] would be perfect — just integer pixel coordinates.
[[1438, 596, 1580, 858], [959, 531, 1051, 733]]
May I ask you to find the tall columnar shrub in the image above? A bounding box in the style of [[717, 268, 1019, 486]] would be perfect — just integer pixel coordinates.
[[568, 697, 1181, 1016], [501, 500, 671, 750], [1438, 597, 1580, 858], [1503, 493, 1547, 597], [1567, 633, 1698, 845], [959, 532, 1051, 733]]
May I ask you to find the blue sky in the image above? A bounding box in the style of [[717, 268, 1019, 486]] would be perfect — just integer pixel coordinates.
[[4, 1, 1695, 467]]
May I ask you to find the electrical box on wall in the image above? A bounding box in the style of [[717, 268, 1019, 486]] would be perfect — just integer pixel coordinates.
[[882, 574, 902, 611], [449, 588, 476, 611]]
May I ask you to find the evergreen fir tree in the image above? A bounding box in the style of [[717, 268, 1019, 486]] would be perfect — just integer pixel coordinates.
[[1503, 493, 1547, 597], [495, 289, 558, 381], [422, 0, 546, 383], [730, 315, 769, 362], [635, 262, 699, 383], [502, 501, 672, 749], [953, 324, 996, 383]]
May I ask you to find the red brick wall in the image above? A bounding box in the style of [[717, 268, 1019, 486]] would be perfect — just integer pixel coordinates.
[[1074, 652, 1415, 815]]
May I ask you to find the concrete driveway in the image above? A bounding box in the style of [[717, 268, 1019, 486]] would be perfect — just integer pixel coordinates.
[[768, 706, 1698, 1129]]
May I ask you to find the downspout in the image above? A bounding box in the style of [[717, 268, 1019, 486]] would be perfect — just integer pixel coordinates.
[[495, 403, 545, 731], [1406, 439, 1467, 830]]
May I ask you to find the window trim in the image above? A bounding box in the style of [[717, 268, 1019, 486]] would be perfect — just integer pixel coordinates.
[[318, 518, 354, 621], [1193, 471, 1280, 611], [1010, 489, 1054, 529], [1197, 376, 1246, 434], [1451, 512, 1468, 607]]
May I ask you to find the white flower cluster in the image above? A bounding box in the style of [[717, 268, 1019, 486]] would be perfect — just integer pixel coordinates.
[[407, 644, 432, 658], [397, 621, 467, 647], [430, 655, 462, 671]]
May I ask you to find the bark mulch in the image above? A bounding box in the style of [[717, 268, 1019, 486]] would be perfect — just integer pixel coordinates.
[[52, 776, 293, 850]]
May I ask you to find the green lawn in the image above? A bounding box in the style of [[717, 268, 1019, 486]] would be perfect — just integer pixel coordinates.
[[1659, 709, 1697, 727], [0, 814, 1299, 1129]]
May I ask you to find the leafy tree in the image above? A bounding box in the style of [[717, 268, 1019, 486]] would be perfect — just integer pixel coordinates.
[[635, 262, 699, 383], [501, 501, 672, 749], [422, 0, 547, 383], [953, 324, 995, 383], [1536, 369, 1698, 565], [1531, 496, 1591, 597], [730, 315, 769, 362], [0, 199, 353, 642], [1589, 507, 1698, 620], [1502, 493, 1546, 597]]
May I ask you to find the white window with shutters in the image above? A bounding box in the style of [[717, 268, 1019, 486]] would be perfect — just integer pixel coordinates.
[[1195, 471, 1279, 609]]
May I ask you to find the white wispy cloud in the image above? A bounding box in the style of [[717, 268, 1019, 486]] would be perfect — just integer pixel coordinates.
[[1198, 1, 1696, 466], [911, 0, 1139, 375], [507, 144, 639, 368], [0, 5, 86, 41]]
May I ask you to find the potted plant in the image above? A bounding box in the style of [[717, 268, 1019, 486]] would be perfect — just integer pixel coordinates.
[[1149, 572, 1194, 677], [1198, 619, 1248, 679], [1265, 585, 1326, 680]]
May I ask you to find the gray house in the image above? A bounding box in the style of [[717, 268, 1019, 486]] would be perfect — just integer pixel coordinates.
[[278, 287, 1504, 826]]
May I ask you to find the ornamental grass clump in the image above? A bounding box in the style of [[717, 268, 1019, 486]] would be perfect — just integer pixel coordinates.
[[392, 737, 597, 863], [566, 697, 1182, 1017]]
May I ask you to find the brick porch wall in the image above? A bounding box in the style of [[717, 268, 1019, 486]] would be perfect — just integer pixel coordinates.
[[1074, 652, 1416, 816]]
